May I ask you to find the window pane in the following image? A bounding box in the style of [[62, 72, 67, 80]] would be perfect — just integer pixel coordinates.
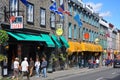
[[60, 0, 63, 5], [40, 8, 46, 26], [27, 3, 34, 23], [10, 0, 18, 16], [68, 23, 72, 38], [50, 12, 55, 28], [74, 25, 77, 39]]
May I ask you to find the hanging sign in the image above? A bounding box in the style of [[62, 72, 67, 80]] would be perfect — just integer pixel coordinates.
[[10, 16, 23, 29], [95, 38, 99, 44], [56, 22, 63, 36], [56, 28, 63, 36], [84, 32, 89, 39]]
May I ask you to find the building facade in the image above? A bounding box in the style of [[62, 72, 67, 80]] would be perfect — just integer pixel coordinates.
[[1, 0, 70, 72], [0, 0, 120, 74], [99, 18, 108, 61], [66, 0, 103, 67]]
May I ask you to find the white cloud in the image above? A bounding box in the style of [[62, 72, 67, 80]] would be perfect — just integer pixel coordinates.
[[86, 2, 102, 12], [86, 2, 111, 17], [99, 11, 111, 17]]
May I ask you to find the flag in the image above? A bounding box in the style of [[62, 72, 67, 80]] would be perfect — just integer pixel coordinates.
[[74, 13, 82, 27], [49, 2, 64, 18], [58, 4, 64, 12], [20, 0, 28, 6], [49, 2, 57, 12], [63, 11, 71, 16], [58, 3, 71, 16]]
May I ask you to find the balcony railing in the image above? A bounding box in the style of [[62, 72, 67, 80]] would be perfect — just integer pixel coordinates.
[[4, 7, 24, 23]]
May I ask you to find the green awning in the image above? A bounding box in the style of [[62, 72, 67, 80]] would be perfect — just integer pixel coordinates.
[[7, 32, 44, 41], [40, 34, 55, 47], [51, 35, 62, 48], [60, 36, 69, 48]]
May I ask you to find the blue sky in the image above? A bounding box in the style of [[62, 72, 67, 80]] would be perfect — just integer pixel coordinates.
[[83, 0, 120, 29]]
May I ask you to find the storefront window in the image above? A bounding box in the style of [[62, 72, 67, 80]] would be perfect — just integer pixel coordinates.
[[27, 3, 34, 23], [10, 0, 18, 16], [40, 8, 46, 26]]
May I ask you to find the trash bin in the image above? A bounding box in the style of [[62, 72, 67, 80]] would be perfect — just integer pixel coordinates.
[[1, 61, 8, 77], [2, 66, 8, 77]]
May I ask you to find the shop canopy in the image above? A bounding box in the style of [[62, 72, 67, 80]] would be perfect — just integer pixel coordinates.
[[80, 42, 103, 52], [67, 41, 103, 55], [67, 41, 81, 54], [7, 32, 44, 41], [7, 32, 55, 47], [40, 34, 55, 47], [51, 34, 62, 48], [59, 36, 69, 48]]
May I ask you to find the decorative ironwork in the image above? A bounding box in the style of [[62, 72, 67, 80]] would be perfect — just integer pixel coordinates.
[[4, 7, 24, 23]]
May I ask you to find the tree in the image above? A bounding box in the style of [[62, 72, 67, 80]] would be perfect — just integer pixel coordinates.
[[0, 30, 8, 45], [0, 30, 9, 61]]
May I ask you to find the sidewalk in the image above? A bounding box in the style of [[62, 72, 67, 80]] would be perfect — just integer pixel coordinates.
[[31, 66, 112, 80], [0, 66, 112, 80]]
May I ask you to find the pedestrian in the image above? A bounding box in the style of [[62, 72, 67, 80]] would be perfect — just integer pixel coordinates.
[[29, 57, 34, 77], [102, 58, 105, 66], [20, 57, 30, 80], [35, 57, 40, 77], [41, 57, 47, 78], [96, 58, 99, 68], [81, 59, 84, 67], [93, 60, 96, 68], [12, 57, 19, 80], [78, 56, 81, 68], [88, 59, 92, 69]]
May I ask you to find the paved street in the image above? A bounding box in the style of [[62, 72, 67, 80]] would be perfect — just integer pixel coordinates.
[[56, 68, 120, 80], [0, 66, 113, 80]]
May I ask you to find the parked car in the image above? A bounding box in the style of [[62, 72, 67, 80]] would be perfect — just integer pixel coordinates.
[[113, 59, 120, 68]]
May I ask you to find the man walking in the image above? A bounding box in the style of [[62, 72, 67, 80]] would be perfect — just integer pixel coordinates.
[[12, 57, 19, 80], [20, 57, 30, 80], [41, 57, 47, 78]]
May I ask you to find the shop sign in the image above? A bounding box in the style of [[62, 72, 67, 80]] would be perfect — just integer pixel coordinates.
[[56, 28, 63, 36], [10, 16, 23, 29]]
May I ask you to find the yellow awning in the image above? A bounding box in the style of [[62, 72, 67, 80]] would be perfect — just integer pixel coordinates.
[[74, 42, 82, 52], [67, 41, 81, 54], [80, 42, 103, 52], [67, 41, 103, 54]]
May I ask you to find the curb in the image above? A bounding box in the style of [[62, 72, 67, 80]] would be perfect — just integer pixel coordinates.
[[46, 66, 112, 80]]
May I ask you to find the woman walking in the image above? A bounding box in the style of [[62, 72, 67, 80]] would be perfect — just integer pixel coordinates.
[[35, 57, 40, 77], [29, 57, 34, 77]]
